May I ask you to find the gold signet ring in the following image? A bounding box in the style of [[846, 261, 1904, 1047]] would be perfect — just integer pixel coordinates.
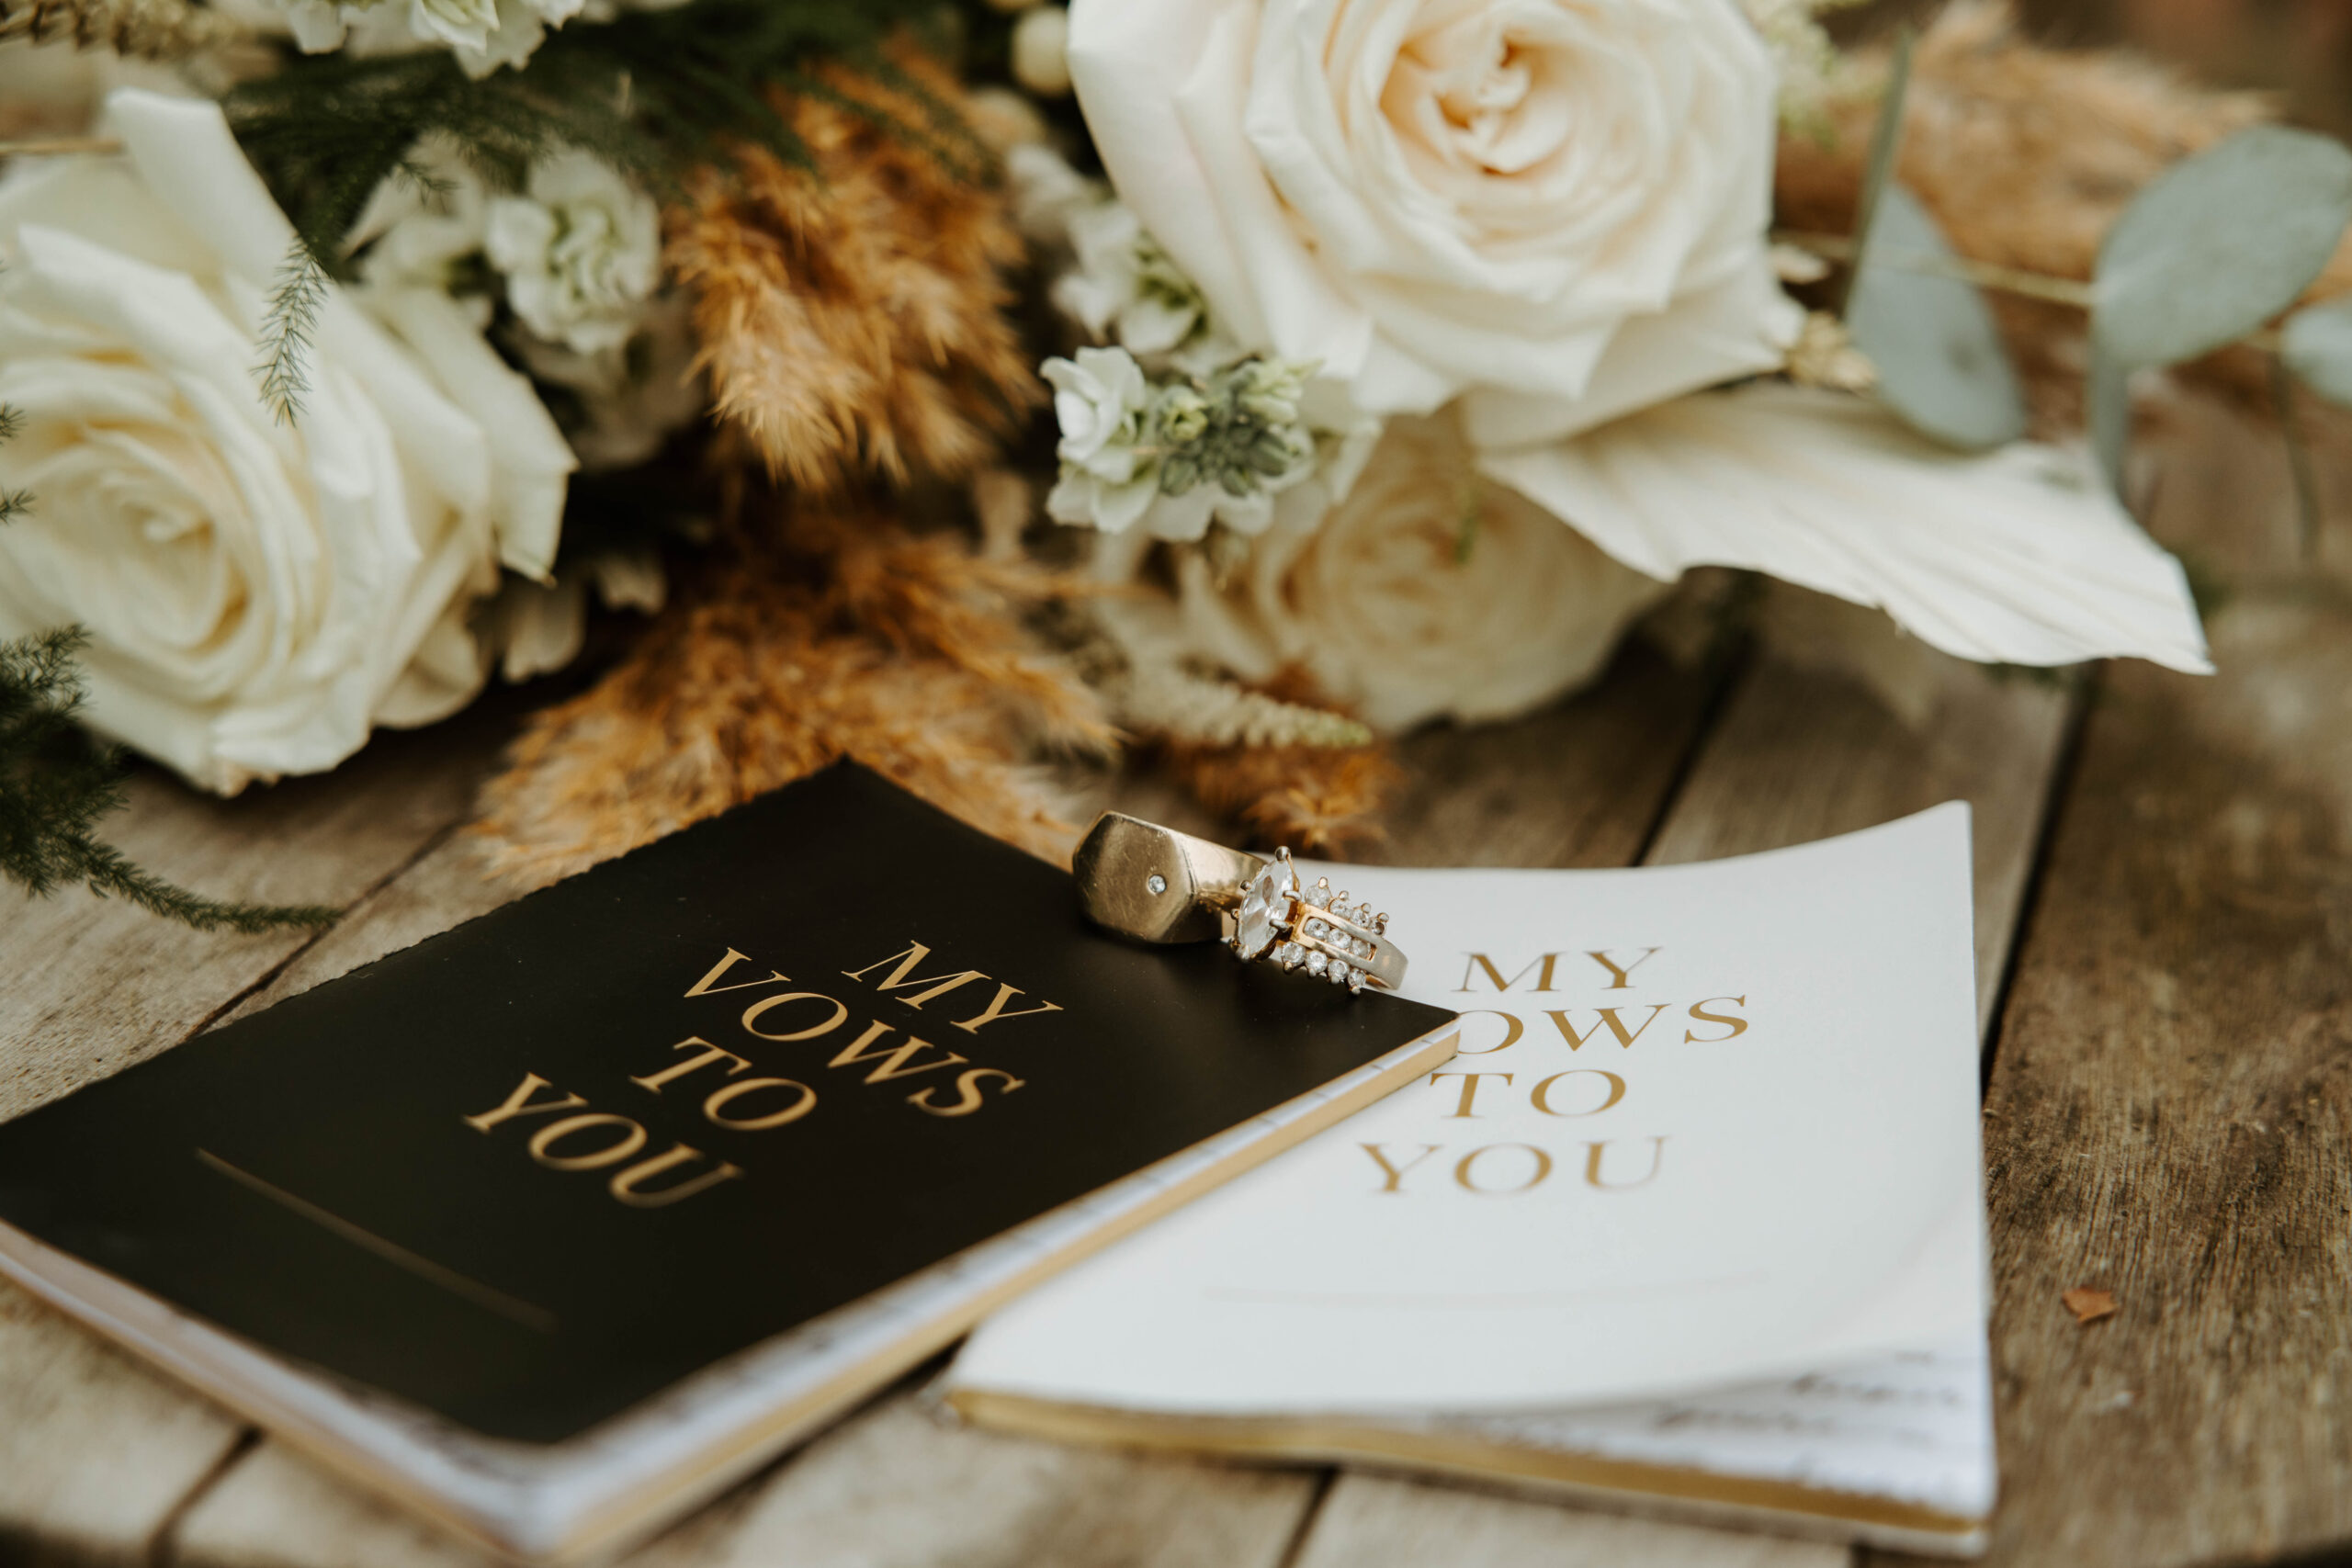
[[1073, 814, 1408, 993]]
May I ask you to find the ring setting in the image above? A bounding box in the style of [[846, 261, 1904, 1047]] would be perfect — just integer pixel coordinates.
[[1232, 849, 1400, 993]]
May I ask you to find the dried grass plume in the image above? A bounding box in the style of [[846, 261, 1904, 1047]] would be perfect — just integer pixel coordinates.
[[667, 51, 1038, 496], [474, 512, 1113, 887]]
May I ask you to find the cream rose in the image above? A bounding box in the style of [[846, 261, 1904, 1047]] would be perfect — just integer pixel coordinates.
[[1123, 411, 1668, 729], [1068, 0, 1802, 445], [0, 90, 575, 794]]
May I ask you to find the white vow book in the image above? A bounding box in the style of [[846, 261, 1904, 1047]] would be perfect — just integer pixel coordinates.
[[946, 805, 1996, 1555]]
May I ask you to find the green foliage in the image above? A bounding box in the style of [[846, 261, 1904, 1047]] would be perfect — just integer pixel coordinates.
[[1846, 186, 2027, 451], [2282, 294, 2352, 408], [2088, 343, 2132, 493], [1838, 22, 1914, 316], [253, 242, 327, 427], [0, 402, 27, 525], [2094, 126, 2352, 370], [225, 0, 978, 273], [0, 628, 337, 933]]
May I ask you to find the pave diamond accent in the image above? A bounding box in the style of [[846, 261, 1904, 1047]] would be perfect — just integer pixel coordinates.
[[1306, 950, 1328, 976], [1346, 966, 1366, 992], [1146, 874, 1167, 896], [1328, 962, 1349, 986]]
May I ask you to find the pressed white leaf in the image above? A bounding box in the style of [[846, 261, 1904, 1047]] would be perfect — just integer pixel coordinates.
[[2283, 294, 2352, 407], [2094, 125, 2352, 368], [1848, 186, 2027, 450], [1477, 385, 2211, 674]]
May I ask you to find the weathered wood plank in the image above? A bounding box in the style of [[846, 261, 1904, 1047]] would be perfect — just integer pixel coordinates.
[[1293, 1474, 1847, 1568], [1871, 587, 2352, 1568], [0, 702, 520, 1122], [157, 640, 1731, 1568], [0, 705, 524, 1567]]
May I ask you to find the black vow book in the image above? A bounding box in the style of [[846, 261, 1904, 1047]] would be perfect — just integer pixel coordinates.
[[0, 763, 1456, 1562]]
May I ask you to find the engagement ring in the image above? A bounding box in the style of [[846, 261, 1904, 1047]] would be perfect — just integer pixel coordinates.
[[1073, 814, 1407, 993]]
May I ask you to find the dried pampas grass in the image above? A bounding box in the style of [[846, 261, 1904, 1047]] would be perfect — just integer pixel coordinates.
[[667, 50, 1037, 496], [1159, 737, 1402, 857], [473, 512, 1114, 886]]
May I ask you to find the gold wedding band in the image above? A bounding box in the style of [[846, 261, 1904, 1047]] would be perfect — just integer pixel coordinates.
[[1073, 813, 1408, 993]]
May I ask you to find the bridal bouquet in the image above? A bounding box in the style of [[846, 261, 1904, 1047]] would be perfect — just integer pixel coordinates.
[[0, 0, 2346, 922]]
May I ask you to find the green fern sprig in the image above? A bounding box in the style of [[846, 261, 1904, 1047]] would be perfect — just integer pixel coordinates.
[[0, 628, 338, 933], [253, 243, 327, 427]]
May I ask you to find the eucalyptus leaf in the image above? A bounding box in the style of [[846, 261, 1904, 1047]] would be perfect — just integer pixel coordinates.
[[1847, 185, 2027, 449], [2283, 294, 2352, 407], [2089, 344, 2132, 495], [1840, 23, 1914, 309], [2094, 125, 2352, 369]]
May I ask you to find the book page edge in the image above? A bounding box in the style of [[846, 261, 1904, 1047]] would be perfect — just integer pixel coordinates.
[[944, 1390, 1990, 1559]]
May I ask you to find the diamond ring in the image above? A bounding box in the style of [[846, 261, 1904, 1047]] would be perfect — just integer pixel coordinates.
[[1230, 848, 1404, 994], [1072, 813, 1407, 995]]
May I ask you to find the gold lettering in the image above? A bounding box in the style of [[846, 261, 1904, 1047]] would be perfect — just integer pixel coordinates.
[[1584, 1136, 1668, 1190], [1544, 1004, 1670, 1051], [1362, 1143, 1442, 1193], [907, 1067, 1027, 1117], [1685, 997, 1749, 1043], [1587, 947, 1662, 988], [950, 983, 1064, 1035], [462, 1072, 586, 1134], [1458, 953, 1563, 993], [1454, 1144, 1554, 1194], [608, 1145, 744, 1208], [702, 1077, 818, 1131], [741, 992, 851, 1043], [828, 1020, 968, 1084], [1451, 1010, 1525, 1055], [528, 1114, 647, 1171], [1531, 1069, 1627, 1117], [1430, 1071, 1513, 1118], [842, 942, 990, 1010], [630, 1037, 750, 1094], [684, 948, 790, 998]]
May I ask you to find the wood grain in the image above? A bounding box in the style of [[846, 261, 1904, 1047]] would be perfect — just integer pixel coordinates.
[[1866, 587, 2352, 1568], [1292, 1474, 1847, 1568]]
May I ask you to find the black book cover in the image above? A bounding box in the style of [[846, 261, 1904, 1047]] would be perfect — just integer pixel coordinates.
[[0, 763, 1455, 1445]]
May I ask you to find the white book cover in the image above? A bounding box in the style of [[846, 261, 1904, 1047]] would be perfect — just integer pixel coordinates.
[[946, 805, 1996, 1555]]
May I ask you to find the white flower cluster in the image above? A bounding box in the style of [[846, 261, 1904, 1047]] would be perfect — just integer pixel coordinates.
[[1044, 346, 1368, 541], [1014, 149, 1377, 543], [354, 141, 694, 471]]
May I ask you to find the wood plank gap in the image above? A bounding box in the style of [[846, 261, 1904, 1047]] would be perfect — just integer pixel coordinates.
[[1973, 673, 2094, 1097], [1272, 1470, 1339, 1568], [1626, 645, 1756, 869], [169, 817, 470, 1051], [144, 1427, 258, 1568]]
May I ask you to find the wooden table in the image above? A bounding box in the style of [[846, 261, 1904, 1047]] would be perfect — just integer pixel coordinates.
[[3, 389, 2347, 1568]]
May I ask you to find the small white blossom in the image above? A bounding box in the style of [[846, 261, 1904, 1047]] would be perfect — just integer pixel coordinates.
[[1045, 346, 1158, 533], [1052, 200, 1205, 359], [485, 150, 661, 356], [511, 297, 706, 470], [274, 0, 582, 76]]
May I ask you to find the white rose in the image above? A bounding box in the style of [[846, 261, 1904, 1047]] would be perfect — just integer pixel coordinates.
[[0, 90, 575, 794], [1118, 411, 1668, 730], [1068, 0, 1803, 445], [485, 149, 662, 356]]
